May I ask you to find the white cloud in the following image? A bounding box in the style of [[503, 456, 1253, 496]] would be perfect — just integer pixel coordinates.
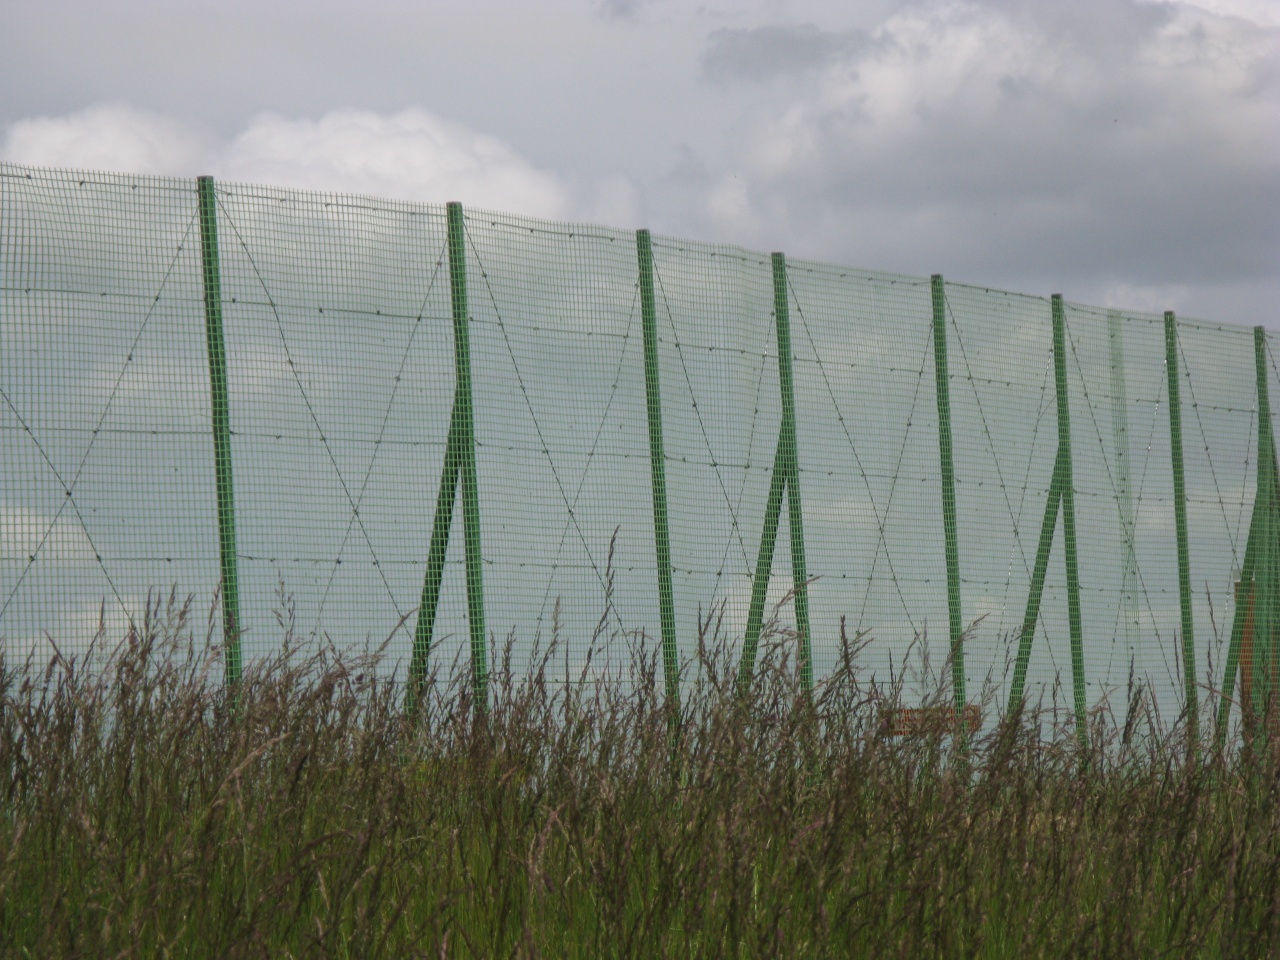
[[3, 104, 572, 219], [719, 571, 802, 640], [2, 103, 212, 176], [1141, 0, 1280, 27], [692, 0, 1280, 312], [2, 0, 1277, 325], [0, 503, 95, 562], [1098, 281, 1192, 315], [63, 594, 143, 647], [220, 108, 571, 219], [2, 593, 149, 666]]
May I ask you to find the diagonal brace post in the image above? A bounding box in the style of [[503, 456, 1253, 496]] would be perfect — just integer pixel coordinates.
[[1008, 450, 1064, 713], [1007, 296, 1087, 747], [408, 425, 460, 717], [1215, 328, 1276, 748], [737, 253, 811, 693], [407, 202, 487, 719], [1247, 328, 1278, 729], [1052, 296, 1088, 747]]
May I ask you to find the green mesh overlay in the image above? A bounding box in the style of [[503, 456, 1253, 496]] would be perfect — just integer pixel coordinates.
[[2, 162, 1275, 735]]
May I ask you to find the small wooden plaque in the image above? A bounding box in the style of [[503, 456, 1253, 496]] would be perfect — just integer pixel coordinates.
[[883, 703, 983, 737]]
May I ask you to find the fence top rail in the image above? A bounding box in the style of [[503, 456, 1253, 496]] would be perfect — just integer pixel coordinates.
[[6, 159, 1248, 334]]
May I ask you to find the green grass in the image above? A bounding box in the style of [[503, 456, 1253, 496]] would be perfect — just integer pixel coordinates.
[[2, 592, 1279, 958]]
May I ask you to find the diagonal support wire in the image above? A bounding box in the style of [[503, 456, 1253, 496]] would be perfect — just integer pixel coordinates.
[[463, 217, 623, 641], [651, 261, 760, 583], [0, 211, 198, 631], [216, 195, 402, 618], [788, 274, 926, 636], [314, 237, 448, 634]]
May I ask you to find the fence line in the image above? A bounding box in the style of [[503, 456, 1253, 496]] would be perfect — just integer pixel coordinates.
[[1, 161, 1275, 739]]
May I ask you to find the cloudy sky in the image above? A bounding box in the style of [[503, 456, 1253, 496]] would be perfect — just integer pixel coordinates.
[[2, 0, 1278, 326]]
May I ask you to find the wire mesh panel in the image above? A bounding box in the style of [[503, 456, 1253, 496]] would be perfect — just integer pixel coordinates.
[[1172, 319, 1262, 721], [644, 239, 778, 672], [1, 166, 217, 662], [460, 212, 653, 685], [211, 182, 454, 668], [1, 160, 1271, 732], [783, 262, 942, 697]]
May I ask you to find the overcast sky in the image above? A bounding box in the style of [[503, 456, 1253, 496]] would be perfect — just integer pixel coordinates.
[[2, 0, 1278, 326]]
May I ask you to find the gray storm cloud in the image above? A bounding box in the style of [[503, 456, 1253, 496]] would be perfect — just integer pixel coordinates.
[[0, 0, 1276, 325], [691, 2, 1280, 316]]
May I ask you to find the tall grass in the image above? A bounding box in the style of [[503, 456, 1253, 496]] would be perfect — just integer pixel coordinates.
[[2, 591, 1280, 958]]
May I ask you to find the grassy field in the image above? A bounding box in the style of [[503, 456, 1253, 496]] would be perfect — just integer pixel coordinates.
[[2, 593, 1279, 958]]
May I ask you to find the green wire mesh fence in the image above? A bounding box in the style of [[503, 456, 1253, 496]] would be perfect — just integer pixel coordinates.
[[3, 162, 1277, 741]]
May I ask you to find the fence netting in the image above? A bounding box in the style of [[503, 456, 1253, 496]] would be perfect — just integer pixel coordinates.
[[2, 162, 1272, 734]]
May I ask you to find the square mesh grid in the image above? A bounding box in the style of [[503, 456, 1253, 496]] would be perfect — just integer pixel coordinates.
[[1, 161, 1269, 733]]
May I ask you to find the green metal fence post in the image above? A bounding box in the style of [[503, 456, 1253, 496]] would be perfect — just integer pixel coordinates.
[[1216, 511, 1260, 751], [773, 254, 812, 691], [1008, 452, 1063, 713], [1007, 295, 1086, 745], [1215, 327, 1273, 749], [1252, 445, 1277, 725], [931, 275, 966, 713], [1052, 296, 1088, 747], [407, 203, 487, 719], [408, 433, 459, 717], [1250, 328, 1278, 725], [1165, 311, 1198, 744], [636, 230, 680, 706], [196, 176, 242, 690], [738, 253, 811, 693], [739, 447, 788, 693], [447, 203, 488, 714], [785, 462, 812, 692]]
